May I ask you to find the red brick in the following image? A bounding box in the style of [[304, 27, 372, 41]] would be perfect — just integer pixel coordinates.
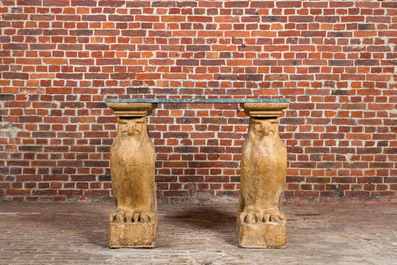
[[3, 72, 29, 79], [43, 0, 69, 6], [0, 0, 396, 202], [3, 44, 28, 50], [277, 1, 301, 8]]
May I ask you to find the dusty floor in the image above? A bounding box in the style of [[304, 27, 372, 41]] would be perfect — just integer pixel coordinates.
[[0, 199, 396, 265]]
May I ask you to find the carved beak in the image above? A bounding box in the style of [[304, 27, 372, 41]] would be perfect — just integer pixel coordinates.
[[263, 124, 270, 136], [127, 124, 135, 136]]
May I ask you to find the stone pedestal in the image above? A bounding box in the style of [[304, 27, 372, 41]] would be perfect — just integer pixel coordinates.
[[105, 98, 291, 249], [107, 102, 158, 248], [109, 221, 158, 248], [236, 218, 286, 248], [238, 102, 289, 248]]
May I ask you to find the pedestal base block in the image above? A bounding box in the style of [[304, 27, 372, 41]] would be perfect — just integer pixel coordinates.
[[109, 222, 157, 248], [237, 219, 286, 248]]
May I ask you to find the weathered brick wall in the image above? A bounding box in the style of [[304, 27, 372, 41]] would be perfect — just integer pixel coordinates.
[[0, 0, 396, 202]]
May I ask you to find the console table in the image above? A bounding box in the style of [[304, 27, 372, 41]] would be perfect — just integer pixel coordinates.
[[105, 98, 290, 249]]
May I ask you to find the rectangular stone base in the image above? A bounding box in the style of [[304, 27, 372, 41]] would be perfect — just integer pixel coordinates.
[[237, 219, 286, 248], [109, 222, 157, 248]]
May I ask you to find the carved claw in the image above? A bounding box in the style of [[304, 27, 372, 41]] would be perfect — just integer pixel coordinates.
[[116, 212, 124, 223], [239, 211, 247, 223], [240, 210, 263, 224], [271, 212, 286, 223], [110, 209, 155, 223], [240, 208, 286, 224], [110, 209, 134, 223], [263, 211, 286, 223], [133, 211, 154, 223], [263, 214, 270, 223], [125, 213, 133, 222], [133, 213, 140, 223], [141, 214, 150, 223], [110, 212, 116, 222], [247, 212, 255, 224]]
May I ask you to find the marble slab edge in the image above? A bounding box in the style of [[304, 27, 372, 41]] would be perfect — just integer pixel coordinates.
[[105, 98, 291, 104]]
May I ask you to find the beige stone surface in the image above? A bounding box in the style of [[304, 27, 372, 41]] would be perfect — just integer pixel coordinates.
[[108, 103, 158, 248], [106, 102, 290, 248], [238, 103, 289, 248], [240, 102, 289, 117], [107, 102, 157, 117], [109, 222, 157, 248], [237, 218, 287, 248]]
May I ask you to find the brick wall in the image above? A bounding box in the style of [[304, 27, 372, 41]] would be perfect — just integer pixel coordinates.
[[0, 0, 396, 202]]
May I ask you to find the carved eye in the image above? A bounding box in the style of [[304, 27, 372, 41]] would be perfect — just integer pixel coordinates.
[[119, 124, 128, 132], [255, 124, 262, 132], [135, 123, 142, 131]]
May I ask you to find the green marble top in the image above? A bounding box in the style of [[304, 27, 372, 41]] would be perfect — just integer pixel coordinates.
[[105, 98, 290, 103]]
